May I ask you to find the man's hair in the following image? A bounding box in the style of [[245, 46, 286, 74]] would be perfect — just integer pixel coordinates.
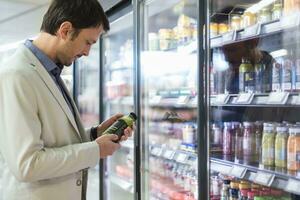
[[41, 0, 109, 37]]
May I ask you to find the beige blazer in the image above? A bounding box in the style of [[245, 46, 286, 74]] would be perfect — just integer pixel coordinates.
[[0, 44, 100, 200]]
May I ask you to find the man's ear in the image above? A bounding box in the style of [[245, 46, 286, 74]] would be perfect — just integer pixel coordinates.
[[57, 21, 73, 40]]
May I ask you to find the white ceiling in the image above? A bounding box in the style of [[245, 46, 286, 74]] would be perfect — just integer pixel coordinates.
[[0, 0, 50, 46]]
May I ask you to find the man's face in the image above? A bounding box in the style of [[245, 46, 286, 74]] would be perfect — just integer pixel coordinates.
[[57, 25, 104, 66]]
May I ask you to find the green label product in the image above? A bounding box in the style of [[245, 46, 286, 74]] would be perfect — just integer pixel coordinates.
[[103, 112, 137, 141]]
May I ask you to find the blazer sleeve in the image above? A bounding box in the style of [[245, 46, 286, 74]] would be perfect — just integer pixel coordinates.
[[0, 71, 100, 182]]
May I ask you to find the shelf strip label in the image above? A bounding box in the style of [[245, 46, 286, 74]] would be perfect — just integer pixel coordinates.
[[254, 171, 275, 186], [230, 165, 247, 179]]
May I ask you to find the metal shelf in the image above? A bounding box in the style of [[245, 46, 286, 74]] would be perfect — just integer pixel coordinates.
[[210, 157, 300, 195], [150, 145, 197, 165], [210, 92, 300, 108], [210, 12, 300, 48]]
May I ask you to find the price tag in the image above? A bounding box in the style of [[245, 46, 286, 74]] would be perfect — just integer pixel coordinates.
[[163, 150, 175, 159], [267, 92, 289, 105], [215, 94, 229, 105], [177, 96, 189, 105], [176, 153, 188, 163], [286, 179, 300, 195], [235, 93, 254, 104], [230, 165, 247, 179], [281, 13, 300, 29], [242, 24, 261, 38], [254, 171, 275, 186], [222, 31, 236, 43]]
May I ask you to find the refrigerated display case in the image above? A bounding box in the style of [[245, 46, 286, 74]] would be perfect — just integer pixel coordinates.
[[208, 0, 300, 199], [139, 0, 199, 199], [75, 42, 100, 200], [101, 6, 135, 200]]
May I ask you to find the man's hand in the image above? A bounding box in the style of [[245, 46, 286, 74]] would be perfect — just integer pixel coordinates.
[[96, 113, 135, 142], [95, 134, 121, 158]]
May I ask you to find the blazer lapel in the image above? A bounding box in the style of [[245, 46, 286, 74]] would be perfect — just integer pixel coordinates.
[[59, 79, 89, 142], [21, 46, 82, 141]]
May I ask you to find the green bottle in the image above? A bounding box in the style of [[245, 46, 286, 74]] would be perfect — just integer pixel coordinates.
[[102, 112, 137, 141]]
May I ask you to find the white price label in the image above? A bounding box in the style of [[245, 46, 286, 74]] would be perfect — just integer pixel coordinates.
[[254, 171, 275, 186], [215, 94, 229, 105], [176, 153, 188, 163], [163, 150, 175, 159], [222, 31, 236, 43], [286, 179, 300, 194], [177, 96, 188, 105], [230, 166, 247, 178], [267, 92, 289, 104], [236, 93, 254, 104], [151, 96, 162, 104], [243, 24, 261, 38]]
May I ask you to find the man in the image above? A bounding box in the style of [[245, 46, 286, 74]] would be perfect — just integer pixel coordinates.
[[0, 0, 133, 199]]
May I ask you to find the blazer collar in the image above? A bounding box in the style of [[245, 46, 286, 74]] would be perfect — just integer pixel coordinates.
[[20, 44, 82, 141]]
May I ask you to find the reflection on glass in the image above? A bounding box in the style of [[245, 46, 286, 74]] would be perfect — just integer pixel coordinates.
[[76, 42, 100, 200], [141, 0, 198, 199], [210, 0, 300, 198], [102, 11, 135, 200]]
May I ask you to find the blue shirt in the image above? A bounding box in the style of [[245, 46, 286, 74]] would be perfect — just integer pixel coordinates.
[[24, 40, 75, 116]]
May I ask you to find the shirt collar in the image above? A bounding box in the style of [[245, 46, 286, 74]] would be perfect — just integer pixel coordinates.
[[24, 39, 63, 76]]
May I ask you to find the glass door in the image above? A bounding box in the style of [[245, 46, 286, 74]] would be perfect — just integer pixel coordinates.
[[208, 0, 300, 199], [140, 0, 199, 199], [102, 9, 135, 200], [75, 42, 100, 200]]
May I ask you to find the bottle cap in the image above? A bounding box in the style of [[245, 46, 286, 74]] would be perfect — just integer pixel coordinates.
[[129, 112, 138, 120]]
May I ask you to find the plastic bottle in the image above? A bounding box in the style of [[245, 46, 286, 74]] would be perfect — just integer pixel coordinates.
[[221, 180, 231, 200], [255, 122, 263, 164], [262, 123, 276, 167], [235, 122, 244, 164], [275, 126, 288, 169], [243, 122, 256, 165], [287, 127, 300, 172], [223, 122, 234, 155], [102, 112, 137, 141], [229, 181, 239, 200], [239, 58, 255, 93]]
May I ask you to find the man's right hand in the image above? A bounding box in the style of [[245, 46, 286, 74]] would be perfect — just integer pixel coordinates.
[[95, 134, 121, 158]]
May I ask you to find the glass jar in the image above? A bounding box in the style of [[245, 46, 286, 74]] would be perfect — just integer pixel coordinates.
[[243, 122, 256, 165]]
